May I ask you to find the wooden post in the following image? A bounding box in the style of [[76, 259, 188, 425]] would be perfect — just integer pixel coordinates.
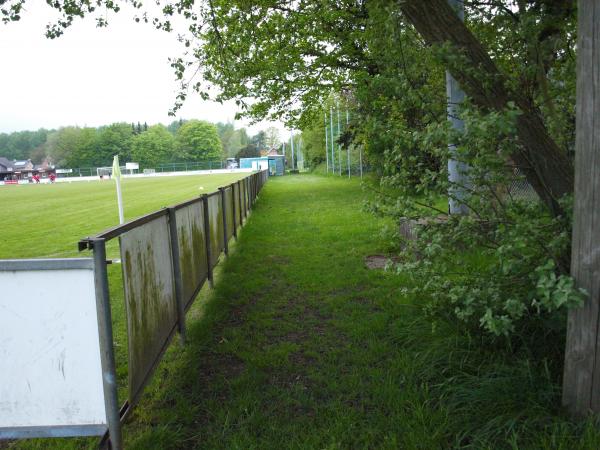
[[563, 0, 600, 416]]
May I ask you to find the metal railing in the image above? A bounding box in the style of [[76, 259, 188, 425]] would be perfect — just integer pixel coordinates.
[[0, 170, 269, 449]]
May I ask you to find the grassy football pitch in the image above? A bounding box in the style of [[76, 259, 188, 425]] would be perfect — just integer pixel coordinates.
[[0, 173, 248, 260]]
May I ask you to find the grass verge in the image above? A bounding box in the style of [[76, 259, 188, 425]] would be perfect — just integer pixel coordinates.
[[7, 174, 600, 449]]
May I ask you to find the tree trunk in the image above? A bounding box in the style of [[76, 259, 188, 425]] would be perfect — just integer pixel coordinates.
[[400, 0, 574, 215]]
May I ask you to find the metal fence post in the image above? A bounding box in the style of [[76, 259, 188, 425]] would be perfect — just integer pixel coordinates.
[[167, 207, 186, 344], [236, 180, 241, 225], [245, 177, 249, 212], [90, 238, 122, 450], [219, 187, 229, 256], [231, 183, 238, 240], [202, 194, 213, 288]]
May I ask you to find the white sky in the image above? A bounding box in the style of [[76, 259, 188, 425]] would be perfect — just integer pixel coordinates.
[[0, 1, 289, 138]]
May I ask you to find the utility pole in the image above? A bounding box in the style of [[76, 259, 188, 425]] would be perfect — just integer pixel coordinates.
[[325, 113, 330, 173], [330, 106, 335, 174], [563, 0, 600, 416], [447, 0, 469, 215]]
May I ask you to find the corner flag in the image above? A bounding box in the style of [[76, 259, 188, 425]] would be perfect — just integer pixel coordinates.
[[112, 155, 122, 180], [113, 155, 124, 224]]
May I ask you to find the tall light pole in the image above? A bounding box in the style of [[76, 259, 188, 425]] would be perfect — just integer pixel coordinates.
[[447, 0, 469, 215], [298, 136, 303, 170], [359, 147, 363, 179], [330, 106, 335, 174], [324, 113, 330, 173], [282, 142, 286, 169], [336, 102, 342, 176], [290, 131, 295, 170], [346, 109, 350, 178]]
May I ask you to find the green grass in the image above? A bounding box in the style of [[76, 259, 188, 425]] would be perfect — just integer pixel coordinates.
[[0, 173, 247, 259], [0, 172, 248, 450], [6, 174, 600, 449]]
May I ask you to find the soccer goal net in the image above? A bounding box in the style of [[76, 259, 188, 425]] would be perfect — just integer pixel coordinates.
[[96, 166, 125, 177]]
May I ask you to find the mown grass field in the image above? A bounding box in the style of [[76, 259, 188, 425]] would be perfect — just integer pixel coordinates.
[[1, 172, 248, 450], [5, 174, 600, 449], [0, 173, 247, 259]]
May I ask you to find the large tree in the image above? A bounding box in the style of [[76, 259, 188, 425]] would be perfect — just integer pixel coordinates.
[[1, 0, 576, 212], [131, 124, 176, 168], [45, 126, 98, 167], [264, 126, 280, 150], [94, 122, 134, 166], [175, 119, 223, 161], [0, 129, 49, 162], [398, 0, 575, 215]]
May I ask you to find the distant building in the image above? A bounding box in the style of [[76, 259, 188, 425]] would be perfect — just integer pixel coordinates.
[[0, 157, 56, 181], [239, 155, 285, 176]]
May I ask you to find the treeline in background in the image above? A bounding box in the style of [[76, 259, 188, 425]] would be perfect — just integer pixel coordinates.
[[0, 120, 282, 169]]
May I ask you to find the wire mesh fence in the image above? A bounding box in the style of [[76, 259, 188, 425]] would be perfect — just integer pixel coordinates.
[[506, 166, 539, 202], [58, 160, 226, 178], [324, 146, 368, 178]]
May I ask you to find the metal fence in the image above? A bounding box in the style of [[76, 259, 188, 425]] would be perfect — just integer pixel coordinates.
[[79, 169, 267, 448], [58, 160, 226, 178], [506, 166, 539, 202], [0, 170, 268, 449], [324, 146, 367, 178]]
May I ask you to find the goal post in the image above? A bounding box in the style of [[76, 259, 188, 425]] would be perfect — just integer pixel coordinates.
[[96, 166, 125, 178]]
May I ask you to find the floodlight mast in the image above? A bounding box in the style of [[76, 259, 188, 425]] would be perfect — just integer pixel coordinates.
[[336, 102, 342, 176], [325, 113, 330, 173], [346, 109, 350, 178], [447, 0, 470, 215], [290, 131, 295, 170], [330, 106, 335, 174]]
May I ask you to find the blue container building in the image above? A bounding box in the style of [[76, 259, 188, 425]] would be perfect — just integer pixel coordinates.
[[239, 156, 285, 176]]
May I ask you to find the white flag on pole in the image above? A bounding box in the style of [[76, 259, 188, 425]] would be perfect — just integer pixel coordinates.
[[112, 155, 124, 224]]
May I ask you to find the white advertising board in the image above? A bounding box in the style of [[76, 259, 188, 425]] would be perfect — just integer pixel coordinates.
[[0, 259, 107, 438], [125, 162, 139, 170]]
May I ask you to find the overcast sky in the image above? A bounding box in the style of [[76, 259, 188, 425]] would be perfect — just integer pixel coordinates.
[[0, 2, 288, 137]]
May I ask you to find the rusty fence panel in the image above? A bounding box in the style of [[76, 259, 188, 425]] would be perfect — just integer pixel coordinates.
[[119, 213, 178, 404], [238, 179, 244, 220], [207, 192, 224, 267], [245, 177, 250, 212], [174, 199, 208, 310], [72, 170, 268, 446], [231, 183, 238, 239], [224, 186, 235, 241]]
